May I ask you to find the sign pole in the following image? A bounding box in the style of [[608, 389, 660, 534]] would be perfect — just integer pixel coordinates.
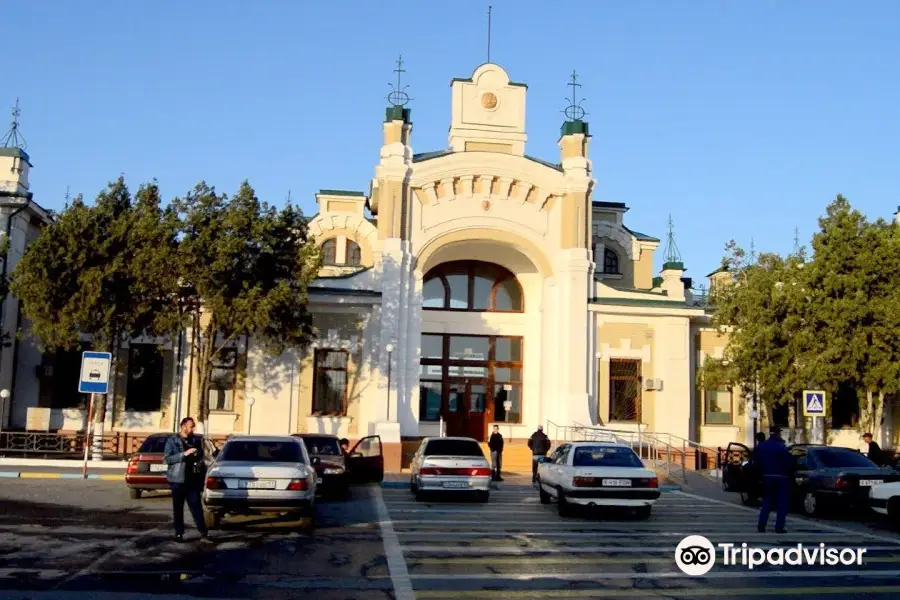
[[82, 393, 95, 479]]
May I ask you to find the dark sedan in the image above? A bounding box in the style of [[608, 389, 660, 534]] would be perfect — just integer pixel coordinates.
[[724, 441, 900, 517], [125, 433, 218, 499], [292, 434, 385, 498]]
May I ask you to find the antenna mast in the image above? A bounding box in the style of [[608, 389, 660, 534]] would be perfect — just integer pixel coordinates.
[[487, 6, 492, 63]]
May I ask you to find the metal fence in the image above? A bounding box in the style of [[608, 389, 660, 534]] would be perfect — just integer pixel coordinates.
[[0, 431, 231, 459]]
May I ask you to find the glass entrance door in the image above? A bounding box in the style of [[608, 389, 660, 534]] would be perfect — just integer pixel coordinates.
[[445, 379, 489, 441]]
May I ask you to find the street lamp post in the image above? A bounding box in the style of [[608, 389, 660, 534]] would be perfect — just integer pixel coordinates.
[[385, 343, 394, 421], [0, 389, 8, 433], [247, 397, 256, 434]]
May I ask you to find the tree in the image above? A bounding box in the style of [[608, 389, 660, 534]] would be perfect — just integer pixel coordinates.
[[172, 181, 320, 426], [698, 240, 809, 428], [11, 177, 181, 447]]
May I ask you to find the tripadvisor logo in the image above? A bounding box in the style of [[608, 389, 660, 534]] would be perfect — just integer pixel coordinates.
[[675, 535, 867, 575]]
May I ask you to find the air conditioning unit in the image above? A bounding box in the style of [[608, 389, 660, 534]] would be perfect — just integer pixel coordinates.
[[643, 378, 664, 391]]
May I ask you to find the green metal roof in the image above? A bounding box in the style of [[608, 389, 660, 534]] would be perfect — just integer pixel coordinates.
[[0, 147, 32, 166], [624, 226, 660, 243], [412, 149, 453, 163], [593, 201, 628, 210], [524, 154, 563, 172], [309, 287, 381, 298], [317, 189, 365, 197]]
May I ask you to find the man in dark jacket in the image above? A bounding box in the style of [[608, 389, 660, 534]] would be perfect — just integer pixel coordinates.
[[163, 417, 209, 542], [755, 427, 793, 534], [488, 425, 504, 481], [527, 425, 551, 483], [863, 433, 883, 466]]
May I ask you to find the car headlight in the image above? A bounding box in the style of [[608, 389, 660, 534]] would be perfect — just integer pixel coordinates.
[[323, 467, 345, 475]]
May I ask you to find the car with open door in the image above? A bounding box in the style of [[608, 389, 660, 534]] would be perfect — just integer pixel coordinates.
[[125, 433, 219, 499], [788, 445, 900, 517], [721, 441, 762, 505], [409, 437, 491, 502], [536, 442, 660, 518], [292, 433, 384, 498]]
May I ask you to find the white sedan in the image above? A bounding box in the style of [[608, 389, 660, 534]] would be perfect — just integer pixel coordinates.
[[202, 435, 317, 529], [536, 441, 661, 518], [869, 481, 900, 525]]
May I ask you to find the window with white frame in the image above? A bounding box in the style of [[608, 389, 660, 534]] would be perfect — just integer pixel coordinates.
[[704, 387, 732, 424]]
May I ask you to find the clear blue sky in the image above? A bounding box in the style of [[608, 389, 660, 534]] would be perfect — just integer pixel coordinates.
[[5, 1, 899, 279]]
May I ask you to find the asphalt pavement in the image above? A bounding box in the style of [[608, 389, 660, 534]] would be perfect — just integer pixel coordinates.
[[2, 477, 900, 599]]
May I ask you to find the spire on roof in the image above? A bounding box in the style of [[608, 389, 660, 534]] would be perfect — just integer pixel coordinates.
[[563, 70, 587, 123], [663, 214, 682, 264], [749, 237, 757, 264], [793, 227, 801, 254], [1, 98, 26, 150]]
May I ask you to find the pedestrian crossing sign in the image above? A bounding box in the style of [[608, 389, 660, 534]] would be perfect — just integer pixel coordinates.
[[803, 390, 827, 417]]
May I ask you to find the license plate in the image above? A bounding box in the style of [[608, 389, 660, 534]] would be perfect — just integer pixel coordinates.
[[149, 464, 167, 473], [860, 479, 883, 487], [442, 481, 469, 489], [238, 479, 276, 490], [602, 479, 632, 487]]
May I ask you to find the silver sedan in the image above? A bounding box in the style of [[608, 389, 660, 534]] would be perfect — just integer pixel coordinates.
[[409, 437, 492, 502], [202, 435, 317, 529]]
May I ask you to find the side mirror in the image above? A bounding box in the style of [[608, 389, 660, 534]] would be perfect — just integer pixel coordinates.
[[311, 456, 320, 466]]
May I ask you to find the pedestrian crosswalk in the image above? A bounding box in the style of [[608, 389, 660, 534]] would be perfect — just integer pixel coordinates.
[[377, 481, 900, 599]]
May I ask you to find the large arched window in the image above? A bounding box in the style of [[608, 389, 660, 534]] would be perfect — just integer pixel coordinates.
[[423, 261, 523, 312], [603, 248, 619, 275], [322, 239, 337, 265]]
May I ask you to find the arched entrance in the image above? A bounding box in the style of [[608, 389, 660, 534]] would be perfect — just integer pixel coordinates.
[[419, 260, 526, 440]]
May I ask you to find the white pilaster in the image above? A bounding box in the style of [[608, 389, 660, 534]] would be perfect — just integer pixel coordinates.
[[554, 250, 593, 429]]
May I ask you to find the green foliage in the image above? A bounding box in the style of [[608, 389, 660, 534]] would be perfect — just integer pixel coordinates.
[[706, 194, 900, 433], [172, 180, 320, 423]]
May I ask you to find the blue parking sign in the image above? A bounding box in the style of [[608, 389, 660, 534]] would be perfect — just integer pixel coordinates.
[[802, 390, 827, 417], [78, 351, 112, 394]]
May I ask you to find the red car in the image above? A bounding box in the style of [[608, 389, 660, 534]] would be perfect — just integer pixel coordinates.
[[292, 434, 385, 498], [125, 433, 219, 499]]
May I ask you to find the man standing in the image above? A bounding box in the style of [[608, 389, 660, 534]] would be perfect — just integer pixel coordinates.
[[163, 417, 210, 542], [527, 425, 551, 483], [863, 433, 883, 466], [755, 427, 793, 534], [488, 425, 504, 482]]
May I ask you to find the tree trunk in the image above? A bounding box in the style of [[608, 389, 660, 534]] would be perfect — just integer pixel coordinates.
[[92, 332, 119, 461], [194, 313, 216, 432]]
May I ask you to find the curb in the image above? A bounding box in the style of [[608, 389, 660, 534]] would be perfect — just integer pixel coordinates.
[[0, 471, 125, 480]]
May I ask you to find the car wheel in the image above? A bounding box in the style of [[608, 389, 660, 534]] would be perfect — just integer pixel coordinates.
[[802, 491, 818, 517], [538, 482, 551, 505], [635, 505, 651, 520], [409, 477, 417, 494], [129, 488, 142, 500], [476, 491, 490, 503], [557, 487, 573, 517], [887, 497, 900, 529]]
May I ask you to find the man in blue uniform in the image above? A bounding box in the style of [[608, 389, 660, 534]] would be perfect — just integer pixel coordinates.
[[754, 427, 793, 533]]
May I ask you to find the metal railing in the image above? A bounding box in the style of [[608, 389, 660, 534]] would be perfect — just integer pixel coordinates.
[[545, 420, 720, 484], [0, 430, 231, 459]]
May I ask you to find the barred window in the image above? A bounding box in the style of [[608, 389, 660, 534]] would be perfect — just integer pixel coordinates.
[[609, 359, 641, 422], [603, 248, 620, 275], [322, 239, 337, 265], [313, 350, 349, 415], [346, 240, 362, 266]]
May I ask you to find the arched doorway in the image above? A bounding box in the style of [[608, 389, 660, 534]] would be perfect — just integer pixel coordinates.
[[419, 261, 525, 440]]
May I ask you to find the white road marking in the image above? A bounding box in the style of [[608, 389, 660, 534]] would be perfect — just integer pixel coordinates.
[[394, 531, 839, 538], [406, 569, 900, 581], [675, 490, 900, 546], [400, 544, 900, 554], [373, 485, 415, 600]]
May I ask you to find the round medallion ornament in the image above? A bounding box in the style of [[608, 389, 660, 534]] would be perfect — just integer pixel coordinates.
[[482, 199, 491, 211], [481, 93, 498, 109]]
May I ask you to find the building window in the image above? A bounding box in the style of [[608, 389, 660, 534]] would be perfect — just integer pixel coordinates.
[[422, 261, 523, 312], [704, 387, 732, 425], [209, 348, 237, 412], [603, 248, 619, 275], [419, 381, 442, 421], [321, 239, 337, 265], [831, 381, 859, 429], [49, 346, 91, 409], [125, 344, 165, 412], [609, 359, 641, 422], [346, 240, 361, 266], [312, 349, 349, 416]]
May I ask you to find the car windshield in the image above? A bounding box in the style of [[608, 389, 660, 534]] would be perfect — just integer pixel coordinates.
[[572, 446, 644, 468], [301, 437, 341, 456], [220, 440, 303, 463], [423, 439, 484, 457], [138, 436, 170, 453], [811, 448, 876, 469]]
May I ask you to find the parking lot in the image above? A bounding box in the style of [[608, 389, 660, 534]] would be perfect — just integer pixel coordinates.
[[3, 477, 900, 599]]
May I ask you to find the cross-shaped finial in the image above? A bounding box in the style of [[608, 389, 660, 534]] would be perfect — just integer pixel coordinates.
[[1, 97, 27, 150], [388, 55, 411, 107], [564, 70, 587, 122]]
